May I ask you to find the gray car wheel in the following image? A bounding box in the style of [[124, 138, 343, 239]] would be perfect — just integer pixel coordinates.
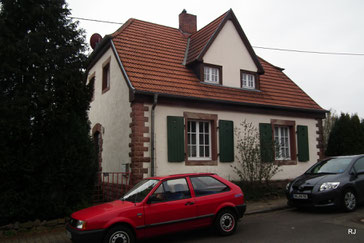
[[103, 225, 135, 243], [214, 209, 237, 236], [342, 189, 356, 212]]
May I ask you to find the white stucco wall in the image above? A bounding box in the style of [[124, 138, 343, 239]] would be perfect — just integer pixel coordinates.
[[146, 104, 319, 181], [88, 47, 131, 172], [203, 20, 257, 88]]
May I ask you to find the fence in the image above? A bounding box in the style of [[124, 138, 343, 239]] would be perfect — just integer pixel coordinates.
[[94, 172, 132, 203]]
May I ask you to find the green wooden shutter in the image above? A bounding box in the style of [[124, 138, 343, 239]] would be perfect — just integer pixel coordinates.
[[219, 120, 234, 162], [297, 125, 309, 162], [259, 123, 274, 162], [167, 116, 185, 162]]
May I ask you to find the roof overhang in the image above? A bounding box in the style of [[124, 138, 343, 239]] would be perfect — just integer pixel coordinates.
[[133, 90, 327, 119]]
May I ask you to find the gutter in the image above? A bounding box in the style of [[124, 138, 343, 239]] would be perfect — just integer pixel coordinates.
[[110, 40, 135, 91], [150, 94, 159, 177], [134, 90, 328, 116]]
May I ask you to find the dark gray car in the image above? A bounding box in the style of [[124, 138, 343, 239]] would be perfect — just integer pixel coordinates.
[[286, 154, 364, 211]]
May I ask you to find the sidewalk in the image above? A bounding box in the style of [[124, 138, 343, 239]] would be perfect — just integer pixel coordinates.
[[245, 197, 289, 215], [0, 197, 289, 243]]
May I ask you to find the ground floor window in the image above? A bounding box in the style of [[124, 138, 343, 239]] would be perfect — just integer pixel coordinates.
[[167, 113, 233, 165], [274, 126, 291, 160], [187, 120, 211, 160]]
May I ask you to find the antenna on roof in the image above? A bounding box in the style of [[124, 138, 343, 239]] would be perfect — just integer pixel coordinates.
[[90, 33, 102, 50]]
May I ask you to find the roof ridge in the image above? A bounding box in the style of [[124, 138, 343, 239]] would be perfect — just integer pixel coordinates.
[[128, 18, 181, 31], [111, 18, 135, 37], [190, 10, 230, 38], [195, 10, 231, 61], [185, 10, 229, 64]]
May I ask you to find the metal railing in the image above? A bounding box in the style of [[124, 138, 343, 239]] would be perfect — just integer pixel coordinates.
[[94, 172, 131, 202]]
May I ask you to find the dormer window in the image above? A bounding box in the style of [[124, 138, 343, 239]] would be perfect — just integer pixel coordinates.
[[241, 70, 258, 90], [203, 64, 222, 84]]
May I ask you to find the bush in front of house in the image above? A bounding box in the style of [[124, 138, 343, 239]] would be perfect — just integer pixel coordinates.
[[232, 120, 281, 184], [0, 0, 97, 225], [234, 180, 287, 201]]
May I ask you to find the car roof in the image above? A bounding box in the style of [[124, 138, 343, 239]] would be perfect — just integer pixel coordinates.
[[328, 154, 364, 160], [146, 173, 216, 180]]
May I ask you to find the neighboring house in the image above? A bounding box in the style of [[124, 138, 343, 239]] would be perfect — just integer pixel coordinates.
[[87, 9, 326, 185]]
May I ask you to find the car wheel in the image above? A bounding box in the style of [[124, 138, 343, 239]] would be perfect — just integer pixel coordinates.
[[214, 209, 237, 236], [103, 225, 135, 243], [342, 189, 357, 212]]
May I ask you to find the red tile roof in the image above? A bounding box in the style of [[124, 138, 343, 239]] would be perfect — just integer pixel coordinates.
[[110, 11, 324, 112]]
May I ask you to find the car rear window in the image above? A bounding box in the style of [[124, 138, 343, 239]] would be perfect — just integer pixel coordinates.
[[190, 176, 230, 197]]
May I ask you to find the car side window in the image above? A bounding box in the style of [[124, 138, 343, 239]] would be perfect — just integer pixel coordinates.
[[150, 178, 191, 203], [353, 158, 364, 173], [190, 176, 230, 197]]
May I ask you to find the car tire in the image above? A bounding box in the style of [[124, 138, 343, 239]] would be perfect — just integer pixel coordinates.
[[103, 225, 135, 243], [214, 209, 237, 236], [342, 189, 357, 212]]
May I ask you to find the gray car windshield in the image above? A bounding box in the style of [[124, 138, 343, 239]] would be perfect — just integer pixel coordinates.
[[307, 158, 352, 174], [121, 179, 159, 203]]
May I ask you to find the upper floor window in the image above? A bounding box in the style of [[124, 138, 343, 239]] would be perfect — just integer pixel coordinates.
[[102, 62, 110, 93], [204, 64, 221, 84], [241, 72, 256, 89]]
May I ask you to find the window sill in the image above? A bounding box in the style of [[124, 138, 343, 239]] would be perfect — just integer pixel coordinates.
[[274, 160, 297, 166], [199, 81, 261, 92], [186, 160, 218, 166]]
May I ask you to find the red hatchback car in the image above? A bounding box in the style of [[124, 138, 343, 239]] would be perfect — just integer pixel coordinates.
[[66, 173, 246, 243]]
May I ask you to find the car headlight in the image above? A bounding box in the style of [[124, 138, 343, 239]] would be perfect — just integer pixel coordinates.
[[319, 182, 340, 192], [286, 182, 291, 191], [72, 219, 87, 230]]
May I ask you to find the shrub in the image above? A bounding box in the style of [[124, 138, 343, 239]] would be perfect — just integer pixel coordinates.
[[232, 120, 281, 184]]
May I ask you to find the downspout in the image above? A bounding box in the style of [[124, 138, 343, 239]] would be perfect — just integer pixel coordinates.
[[151, 94, 159, 177]]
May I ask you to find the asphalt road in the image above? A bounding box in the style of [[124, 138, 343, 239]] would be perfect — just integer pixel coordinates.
[[144, 206, 364, 243], [3, 206, 363, 243]]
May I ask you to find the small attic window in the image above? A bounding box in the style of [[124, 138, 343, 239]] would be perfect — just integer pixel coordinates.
[[203, 64, 222, 84], [241, 70, 258, 90]]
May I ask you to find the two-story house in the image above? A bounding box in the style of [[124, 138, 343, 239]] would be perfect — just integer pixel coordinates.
[[87, 9, 326, 185]]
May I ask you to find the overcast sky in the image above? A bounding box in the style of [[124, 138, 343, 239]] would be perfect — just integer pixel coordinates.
[[68, 0, 364, 118]]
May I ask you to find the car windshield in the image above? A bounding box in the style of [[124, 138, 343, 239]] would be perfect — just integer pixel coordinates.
[[306, 158, 352, 174], [121, 179, 159, 203]]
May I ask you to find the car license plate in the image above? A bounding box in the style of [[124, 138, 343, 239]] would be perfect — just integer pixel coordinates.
[[293, 194, 308, 199]]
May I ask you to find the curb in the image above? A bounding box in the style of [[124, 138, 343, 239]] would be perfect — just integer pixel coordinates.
[[245, 205, 291, 215]]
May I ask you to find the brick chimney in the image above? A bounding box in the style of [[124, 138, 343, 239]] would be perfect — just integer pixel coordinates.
[[179, 9, 197, 34]]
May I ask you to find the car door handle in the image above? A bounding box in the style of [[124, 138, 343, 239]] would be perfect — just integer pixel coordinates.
[[185, 201, 194, 206]]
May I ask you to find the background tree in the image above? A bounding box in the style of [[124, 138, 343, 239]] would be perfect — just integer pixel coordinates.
[[322, 109, 338, 153], [326, 113, 364, 156], [0, 0, 96, 224]]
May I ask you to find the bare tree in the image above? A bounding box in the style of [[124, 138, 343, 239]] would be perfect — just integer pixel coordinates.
[[232, 120, 281, 184]]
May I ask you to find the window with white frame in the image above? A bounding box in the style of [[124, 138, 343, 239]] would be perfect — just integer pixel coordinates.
[[204, 66, 220, 83], [187, 120, 211, 160], [274, 126, 291, 160], [241, 72, 255, 89]]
